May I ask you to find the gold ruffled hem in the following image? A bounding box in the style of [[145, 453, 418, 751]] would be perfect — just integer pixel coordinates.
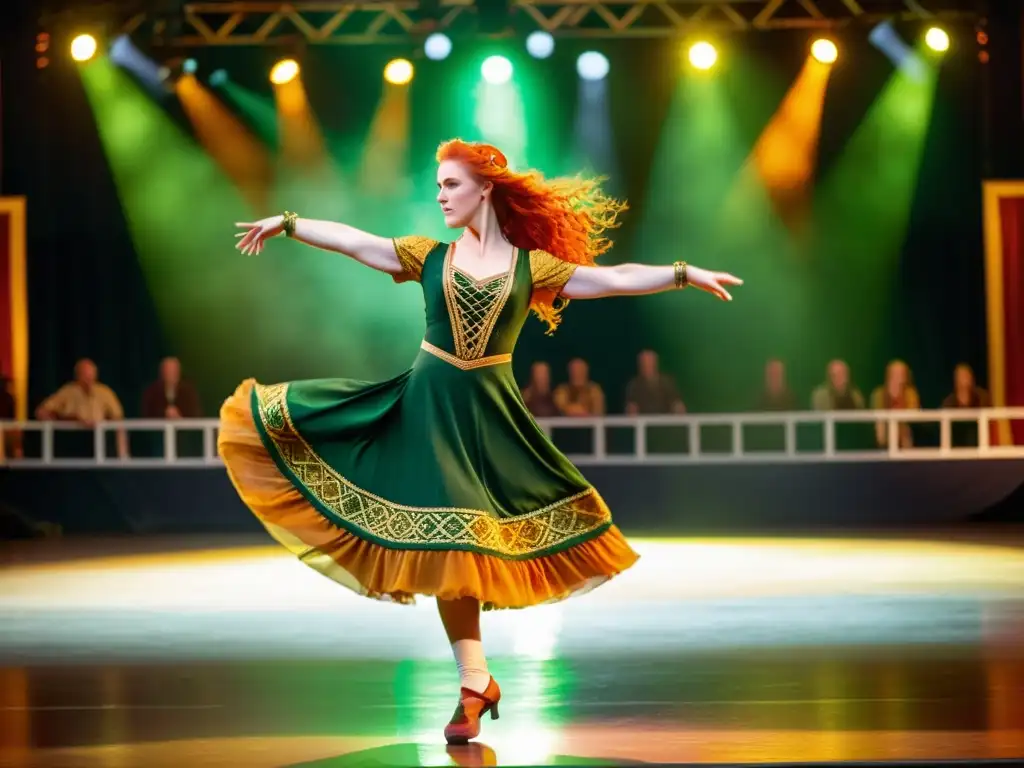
[[217, 380, 639, 610]]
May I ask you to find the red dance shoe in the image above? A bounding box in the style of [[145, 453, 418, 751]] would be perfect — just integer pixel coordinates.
[[444, 677, 502, 745]]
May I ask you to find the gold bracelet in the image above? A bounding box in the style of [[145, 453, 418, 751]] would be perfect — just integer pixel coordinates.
[[673, 260, 688, 289], [282, 211, 298, 238]]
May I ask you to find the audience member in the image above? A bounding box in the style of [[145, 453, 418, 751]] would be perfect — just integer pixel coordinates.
[[811, 359, 869, 450], [870, 359, 920, 448], [141, 357, 201, 419], [625, 350, 685, 414], [757, 359, 796, 411], [553, 358, 605, 416], [811, 360, 865, 411], [521, 361, 559, 418], [0, 375, 21, 459], [36, 358, 128, 458], [942, 363, 992, 447], [942, 363, 990, 409]]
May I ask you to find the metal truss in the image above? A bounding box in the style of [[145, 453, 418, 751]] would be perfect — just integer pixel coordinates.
[[117, 0, 981, 46]]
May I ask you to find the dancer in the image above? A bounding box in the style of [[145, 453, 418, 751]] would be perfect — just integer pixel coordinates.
[[221, 139, 742, 743]]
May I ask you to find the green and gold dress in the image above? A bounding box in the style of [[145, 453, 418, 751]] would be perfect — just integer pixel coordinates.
[[218, 236, 639, 609]]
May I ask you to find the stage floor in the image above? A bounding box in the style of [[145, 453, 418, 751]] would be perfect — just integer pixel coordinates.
[[1, 532, 1024, 767]]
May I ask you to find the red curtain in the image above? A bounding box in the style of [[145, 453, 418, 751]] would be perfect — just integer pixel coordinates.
[[997, 195, 1024, 444]]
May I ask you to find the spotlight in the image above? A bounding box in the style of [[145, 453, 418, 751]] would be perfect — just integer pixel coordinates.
[[70, 34, 97, 62], [209, 69, 229, 87], [526, 31, 554, 59], [576, 51, 609, 81], [688, 41, 717, 70], [925, 26, 949, 52], [384, 58, 414, 85], [811, 38, 838, 63], [270, 58, 299, 85], [425, 32, 452, 60], [481, 55, 513, 84], [156, 57, 195, 88]]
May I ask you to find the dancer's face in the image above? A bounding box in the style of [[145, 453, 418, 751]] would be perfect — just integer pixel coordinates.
[[436, 160, 490, 229]]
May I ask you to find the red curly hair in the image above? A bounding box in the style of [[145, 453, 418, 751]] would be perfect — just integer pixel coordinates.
[[436, 138, 628, 332]]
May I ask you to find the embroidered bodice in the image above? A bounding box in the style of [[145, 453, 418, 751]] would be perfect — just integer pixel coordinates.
[[392, 236, 577, 366]]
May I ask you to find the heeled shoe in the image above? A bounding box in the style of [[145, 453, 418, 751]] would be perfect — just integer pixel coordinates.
[[444, 676, 501, 745]]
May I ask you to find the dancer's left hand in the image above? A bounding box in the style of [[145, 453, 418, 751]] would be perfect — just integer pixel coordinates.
[[686, 266, 744, 302], [235, 215, 285, 256]]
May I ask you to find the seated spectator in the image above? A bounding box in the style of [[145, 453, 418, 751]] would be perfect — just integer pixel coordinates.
[[870, 359, 920, 448], [757, 358, 795, 411], [625, 350, 684, 414], [811, 359, 869, 450], [521, 361, 559, 418], [0, 374, 21, 459], [942, 363, 991, 409], [553, 358, 605, 416], [811, 360, 865, 411], [941, 363, 992, 447], [36, 358, 128, 458], [141, 357, 201, 419]]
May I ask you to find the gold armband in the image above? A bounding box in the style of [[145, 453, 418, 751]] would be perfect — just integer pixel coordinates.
[[282, 211, 298, 238], [673, 260, 688, 289]]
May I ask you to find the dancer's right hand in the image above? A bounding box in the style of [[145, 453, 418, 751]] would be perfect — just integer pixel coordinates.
[[235, 215, 284, 256]]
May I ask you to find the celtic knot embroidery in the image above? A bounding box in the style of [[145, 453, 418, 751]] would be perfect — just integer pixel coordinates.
[[442, 246, 516, 361], [253, 382, 611, 557]]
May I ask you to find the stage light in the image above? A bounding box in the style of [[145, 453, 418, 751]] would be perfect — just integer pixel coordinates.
[[182, 58, 198, 74], [425, 32, 452, 60], [481, 55, 513, 84], [925, 27, 949, 52], [210, 69, 229, 87], [576, 51, 609, 81], [688, 41, 717, 70], [70, 34, 97, 62], [526, 31, 554, 59], [811, 38, 838, 63], [384, 58, 414, 85], [270, 58, 299, 85]]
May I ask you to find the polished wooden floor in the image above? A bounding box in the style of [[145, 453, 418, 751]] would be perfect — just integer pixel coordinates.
[[1, 532, 1024, 767]]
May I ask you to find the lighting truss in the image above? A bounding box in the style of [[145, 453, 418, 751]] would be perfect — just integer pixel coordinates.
[[116, 0, 980, 46]]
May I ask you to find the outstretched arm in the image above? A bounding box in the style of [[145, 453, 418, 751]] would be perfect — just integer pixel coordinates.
[[562, 262, 742, 302], [235, 214, 402, 276]]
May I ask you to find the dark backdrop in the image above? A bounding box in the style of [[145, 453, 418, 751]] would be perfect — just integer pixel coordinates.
[[2, 5, 1022, 419]]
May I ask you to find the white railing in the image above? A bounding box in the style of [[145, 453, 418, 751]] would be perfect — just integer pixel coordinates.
[[1, 408, 1023, 467]]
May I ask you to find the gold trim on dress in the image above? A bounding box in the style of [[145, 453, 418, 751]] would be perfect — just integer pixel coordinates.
[[443, 242, 517, 360], [529, 248, 578, 293], [392, 235, 438, 283], [254, 382, 612, 557], [420, 340, 511, 370], [528, 248, 578, 335]]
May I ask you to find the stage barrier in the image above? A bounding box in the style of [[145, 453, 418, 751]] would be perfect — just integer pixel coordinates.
[[1, 410, 1023, 536], [1, 408, 1023, 467]]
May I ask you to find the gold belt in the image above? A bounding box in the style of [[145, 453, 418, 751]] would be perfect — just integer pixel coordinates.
[[420, 340, 511, 370]]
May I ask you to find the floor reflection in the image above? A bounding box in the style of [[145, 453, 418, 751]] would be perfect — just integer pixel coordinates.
[[1, 534, 1024, 766]]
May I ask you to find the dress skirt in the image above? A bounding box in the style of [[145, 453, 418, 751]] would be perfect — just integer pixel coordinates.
[[218, 346, 638, 610]]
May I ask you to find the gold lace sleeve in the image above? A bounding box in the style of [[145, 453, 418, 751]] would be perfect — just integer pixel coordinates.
[[529, 249, 579, 334], [392, 235, 439, 284], [529, 249, 578, 295]]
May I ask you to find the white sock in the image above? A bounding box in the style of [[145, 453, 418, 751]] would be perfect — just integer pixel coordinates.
[[451, 639, 490, 694]]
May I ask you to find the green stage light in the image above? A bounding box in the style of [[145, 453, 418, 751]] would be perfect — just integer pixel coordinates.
[[481, 55, 513, 84]]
